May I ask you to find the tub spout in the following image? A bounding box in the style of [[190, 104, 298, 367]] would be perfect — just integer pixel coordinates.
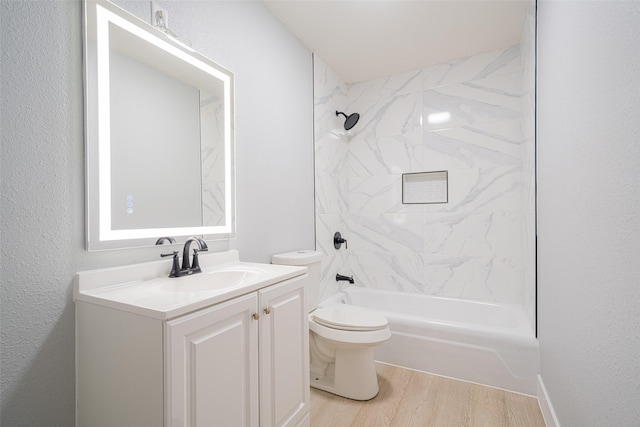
[[336, 274, 354, 284]]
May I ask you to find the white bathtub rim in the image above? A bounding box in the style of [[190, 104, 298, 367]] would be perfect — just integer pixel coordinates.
[[342, 286, 525, 311], [379, 312, 536, 343], [322, 288, 536, 339], [320, 288, 540, 396], [378, 330, 538, 395]]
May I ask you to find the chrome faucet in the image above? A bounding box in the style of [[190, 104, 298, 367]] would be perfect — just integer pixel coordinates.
[[181, 236, 208, 271], [160, 236, 208, 278]]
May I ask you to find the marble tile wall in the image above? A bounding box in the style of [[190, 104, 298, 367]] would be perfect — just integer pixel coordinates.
[[201, 92, 226, 226], [314, 56, 350, 298], [314, 14, 536, 328], [520, 1, 537, 328]]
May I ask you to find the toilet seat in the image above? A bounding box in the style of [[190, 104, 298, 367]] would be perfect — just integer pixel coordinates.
[[312, 304, 388, 331], [309, 304, 391, 346], [309, 315, 391, 346]]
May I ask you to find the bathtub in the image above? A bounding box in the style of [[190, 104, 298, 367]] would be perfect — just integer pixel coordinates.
[[320, 287, 539, 396]]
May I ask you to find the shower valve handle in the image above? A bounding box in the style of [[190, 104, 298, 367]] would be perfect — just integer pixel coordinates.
[[334, 232, 348, 250]]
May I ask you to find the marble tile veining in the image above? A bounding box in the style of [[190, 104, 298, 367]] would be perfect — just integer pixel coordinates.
[[349, 68, 423, 103], [422, 119, 523, 171], [349, 91, 423, 140], [200, 92, 225, 226], [349, 132, 424, 177], [350, 249, 425, 293], [423, 72, 523, 131], [423, 211, 522, 258], [348, 213, 424, 253], [315, 132, 348, 175], [315, 171, 348, 214], [314, 29, 535, 320], [423, 45, 521, 90]]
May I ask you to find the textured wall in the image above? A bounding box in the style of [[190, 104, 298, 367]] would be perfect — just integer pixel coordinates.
[[1, 3, 82, 424], [0, 1, 313, 425], [537, 1, 640, 425]]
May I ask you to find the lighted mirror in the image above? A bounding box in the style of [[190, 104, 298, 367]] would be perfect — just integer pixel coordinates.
[[83, 0, 234, 250]]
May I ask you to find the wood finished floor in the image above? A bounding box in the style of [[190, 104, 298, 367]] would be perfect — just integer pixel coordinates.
[[310, 363, 546, 427]]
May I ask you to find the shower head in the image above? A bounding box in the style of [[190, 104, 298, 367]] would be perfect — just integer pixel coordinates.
[[336, 110, 360, 130]]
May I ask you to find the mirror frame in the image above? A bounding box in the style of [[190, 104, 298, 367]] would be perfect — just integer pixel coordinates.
[[83, 0, 235, 250]]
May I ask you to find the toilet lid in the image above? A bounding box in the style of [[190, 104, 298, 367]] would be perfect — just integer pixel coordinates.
[[312, 304, 388, 331]]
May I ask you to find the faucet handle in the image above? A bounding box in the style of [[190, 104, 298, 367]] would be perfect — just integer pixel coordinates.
[[334, 232, 348, 250], [191, 236, 208, 251], [161, 251, 181, 277], [191, 249, 202, 272], [192, 239, 207, 271]]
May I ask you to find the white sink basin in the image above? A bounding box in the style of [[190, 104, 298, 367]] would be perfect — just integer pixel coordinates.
[[160, 270, 261, 293], [75, 250, 307, 319]]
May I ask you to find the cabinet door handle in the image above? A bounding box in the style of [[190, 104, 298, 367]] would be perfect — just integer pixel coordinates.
[[252, 312, 260, 320], [264, 306, 272, 315]]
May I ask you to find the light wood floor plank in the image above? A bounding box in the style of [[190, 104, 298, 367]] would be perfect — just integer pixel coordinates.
[[505, 391, 547, 426], [351, 363, 412, 426], [428, 375, 473, 427], [470, 383, 508, 427], [310, 363, 546, 427], [309, 388, 364, 427], [390, 367, 437, 426]]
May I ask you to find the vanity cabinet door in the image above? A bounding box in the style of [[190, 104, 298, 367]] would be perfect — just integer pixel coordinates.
[[259, 276, 310, 427], [165, 293, 259, 427]]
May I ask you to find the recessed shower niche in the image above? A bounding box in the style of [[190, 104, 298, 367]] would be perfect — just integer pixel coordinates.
[[402, 171, 448, 205]]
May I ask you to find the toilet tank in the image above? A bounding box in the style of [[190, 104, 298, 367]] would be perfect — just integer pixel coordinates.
[[271, 250, 323, 312]]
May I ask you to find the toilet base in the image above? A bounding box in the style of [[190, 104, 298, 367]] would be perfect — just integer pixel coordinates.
[[309, 346, 380, 401]]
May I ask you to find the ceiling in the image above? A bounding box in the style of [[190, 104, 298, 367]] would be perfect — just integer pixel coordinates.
[[263, 0, 530, 84]]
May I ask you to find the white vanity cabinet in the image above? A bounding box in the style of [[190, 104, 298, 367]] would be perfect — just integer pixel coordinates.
[[76, 269, 309, 427], [165, 277, 310, 427], [165, 293, 260, 426]]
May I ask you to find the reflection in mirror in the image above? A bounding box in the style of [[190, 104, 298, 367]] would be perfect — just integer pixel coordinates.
[[84, 0, 234, 250]]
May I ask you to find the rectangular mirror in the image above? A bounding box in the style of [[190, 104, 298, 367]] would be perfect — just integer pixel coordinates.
[[83, 0, 235, 250]]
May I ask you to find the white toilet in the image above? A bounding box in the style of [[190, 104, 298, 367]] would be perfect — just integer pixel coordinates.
[[272, 250, 391, 401]]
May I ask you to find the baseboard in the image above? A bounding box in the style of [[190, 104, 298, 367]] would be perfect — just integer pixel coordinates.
[[537, 375, 561, 427]]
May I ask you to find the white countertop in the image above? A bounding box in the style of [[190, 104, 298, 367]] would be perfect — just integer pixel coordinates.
[[74, 250, 306, 320]]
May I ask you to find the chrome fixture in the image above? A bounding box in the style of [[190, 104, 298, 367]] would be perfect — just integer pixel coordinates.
[[336, 110, 360, 130], [336, 274, 354, 284], [181, 237, 208, 270], [155, 236, 176, 245], [334, 232, 348, 250], [161, 236, 208, 278]]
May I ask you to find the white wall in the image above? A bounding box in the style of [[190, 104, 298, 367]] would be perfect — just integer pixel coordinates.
[[537, 1, 640, 425], [0, 1, 313, 425], [114, 0, 315, 262]]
